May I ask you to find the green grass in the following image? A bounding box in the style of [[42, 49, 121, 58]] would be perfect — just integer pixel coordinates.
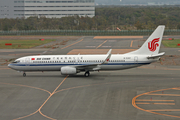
[[0, 39, 55, 49], [162, 39, 180, 48]]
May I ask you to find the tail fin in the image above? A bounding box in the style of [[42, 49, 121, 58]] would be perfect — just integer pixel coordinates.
[[127, 25, 165, 55]]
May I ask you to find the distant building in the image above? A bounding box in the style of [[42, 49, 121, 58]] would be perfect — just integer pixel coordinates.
[[0, 0, 95, 19], [147, 2, 156, 5], [95, 0, 180, 5]]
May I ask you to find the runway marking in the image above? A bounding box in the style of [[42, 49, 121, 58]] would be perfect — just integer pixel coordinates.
[[132, 87, 180, 119], [136, 103, 175, 105], [38, 75, 68, 120], [130, 40, 133, 47], [0, 71, 168, 119], [8, 77, 174, 119], [0, 82, 51, 95], [136, 103, 150, 104], [55, 84, 93, 94], [108, 40, 117, 42], [13, 110, 39, 120], [85, 46, 96, 48], [54, 78, 169, 94], [147, 94, 180, 96], [14, 75, 68, 120], [0, 83, 52, 120], [42, 51, 47, 54], [172, 88, 180, 90], [153, 103, 175, 105], [149, 109, 180, 112], [93, 36, 143, 39], [102, 46, 111, 48], [2, 76, 177, 120], [136, 99, 174, 102], [67, 49, 136, 55], [61, 39, 83, 49], [96, 40, 107, 49]]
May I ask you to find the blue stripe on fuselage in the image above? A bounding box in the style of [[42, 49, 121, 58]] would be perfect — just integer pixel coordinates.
[[9, 62, 150, 66]]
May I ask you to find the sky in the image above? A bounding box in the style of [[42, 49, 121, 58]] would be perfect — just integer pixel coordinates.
[[95, 0, 180, 5]]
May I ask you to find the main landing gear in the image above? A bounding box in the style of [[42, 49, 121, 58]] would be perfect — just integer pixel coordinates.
[[23, 73, 26, 77], [84, 71, 90, 77]]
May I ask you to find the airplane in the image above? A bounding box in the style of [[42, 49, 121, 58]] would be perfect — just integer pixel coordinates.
[[8, 25, 165, 77]]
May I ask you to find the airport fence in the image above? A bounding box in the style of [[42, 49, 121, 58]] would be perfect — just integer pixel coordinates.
[[0, 29, 180, 36]]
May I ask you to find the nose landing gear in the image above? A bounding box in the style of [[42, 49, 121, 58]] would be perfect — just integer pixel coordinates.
[[84, 71, 90, 77], [23, 73, 26, 77]]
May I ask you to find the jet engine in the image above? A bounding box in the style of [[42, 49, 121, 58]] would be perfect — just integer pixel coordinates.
[[61, 67, 77, 75]]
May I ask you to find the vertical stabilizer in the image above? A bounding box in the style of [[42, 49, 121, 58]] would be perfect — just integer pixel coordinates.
[[127, 25, 165, 55]]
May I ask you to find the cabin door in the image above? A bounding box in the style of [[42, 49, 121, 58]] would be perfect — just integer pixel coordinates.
[[25, 58, 30, 66], [77, 57, 80, 64], [134, 56, 138, 64]]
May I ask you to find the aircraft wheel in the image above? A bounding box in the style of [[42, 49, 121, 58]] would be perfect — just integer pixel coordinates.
[[23, 73, 26, 77], [84, 71, 90, 77]]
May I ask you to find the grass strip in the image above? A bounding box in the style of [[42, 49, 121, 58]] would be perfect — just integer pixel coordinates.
[[162, 39, 180, 48]]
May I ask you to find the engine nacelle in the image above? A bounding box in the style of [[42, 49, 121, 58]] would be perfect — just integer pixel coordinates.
[[61, 67, 77, 75]]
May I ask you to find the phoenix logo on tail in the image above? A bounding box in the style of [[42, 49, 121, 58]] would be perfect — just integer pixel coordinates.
[[148, 38, 160, 52]]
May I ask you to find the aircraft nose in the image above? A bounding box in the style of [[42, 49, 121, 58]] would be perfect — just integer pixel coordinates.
[[8, 64, 12, 68], [8, 63, 17, 70]]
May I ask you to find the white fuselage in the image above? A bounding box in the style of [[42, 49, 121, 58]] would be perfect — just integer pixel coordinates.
[[8, 25, 165, 76], [8, 54, 157, 72]]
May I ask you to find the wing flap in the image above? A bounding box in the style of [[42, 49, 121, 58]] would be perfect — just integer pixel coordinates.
[[75, 49, 112, 71]]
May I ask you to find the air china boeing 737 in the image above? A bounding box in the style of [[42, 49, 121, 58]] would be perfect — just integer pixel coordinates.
[[8, 25, 165, 77]]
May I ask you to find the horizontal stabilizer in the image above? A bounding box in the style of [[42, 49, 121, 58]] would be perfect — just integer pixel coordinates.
[[147, 52, 165, 59]]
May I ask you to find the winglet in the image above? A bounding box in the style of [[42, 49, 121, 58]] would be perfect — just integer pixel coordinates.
[[101, 49, 112, 64]]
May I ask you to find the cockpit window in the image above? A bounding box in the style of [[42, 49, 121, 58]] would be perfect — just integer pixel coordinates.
[[12, 60, 20, 63]]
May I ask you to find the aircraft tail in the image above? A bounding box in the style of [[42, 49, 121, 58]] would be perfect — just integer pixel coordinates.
[[127, 25, 165, 55]]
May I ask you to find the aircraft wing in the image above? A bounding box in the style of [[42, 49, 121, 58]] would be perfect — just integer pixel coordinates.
[[147, 52, 165, 59], [75, 49, 112, 71]]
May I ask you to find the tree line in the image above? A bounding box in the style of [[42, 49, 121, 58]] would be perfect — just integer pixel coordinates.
[[0, 6, 180, 31]]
